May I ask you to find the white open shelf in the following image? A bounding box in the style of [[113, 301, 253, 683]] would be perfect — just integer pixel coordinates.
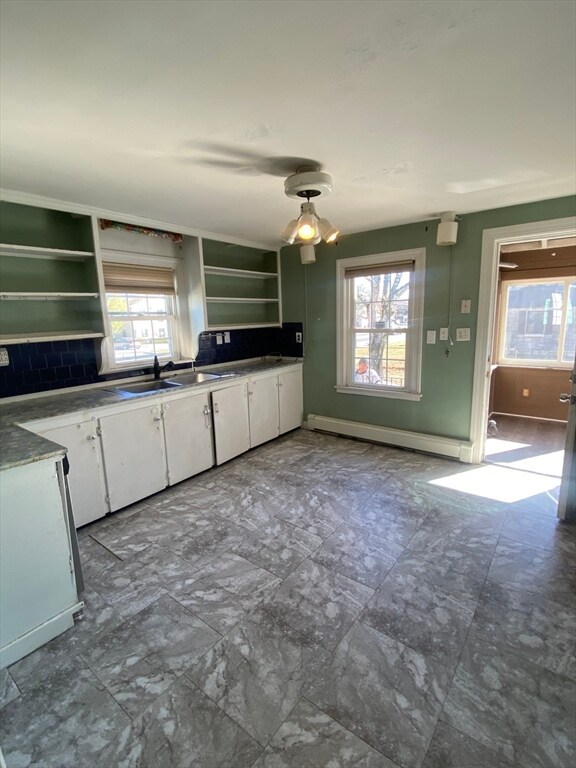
[[0, 292, 100, 301], [203, 266, 277, 279], [205, 297, 279, 304], [206, 323, 281, 331], [0, 330, 104, 345], [0, 243, 94, 261]]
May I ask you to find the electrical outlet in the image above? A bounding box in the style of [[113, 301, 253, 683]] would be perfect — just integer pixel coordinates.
[[522, 388, 530, 397], [224, 332, 231, 343], [426, 330, 436, 344], [296, 332, 303, 343], [0, 348, 9, 367], [456, 327, 470, 341], [461, 299, 471, 314], [216, 333, 223, 345], [439, 327, 449, 341]]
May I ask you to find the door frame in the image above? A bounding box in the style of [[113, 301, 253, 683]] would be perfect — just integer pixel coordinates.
[[469, 216, 576, 464]]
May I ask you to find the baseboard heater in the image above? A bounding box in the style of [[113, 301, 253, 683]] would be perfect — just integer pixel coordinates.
[[306, 414, 474, 463]]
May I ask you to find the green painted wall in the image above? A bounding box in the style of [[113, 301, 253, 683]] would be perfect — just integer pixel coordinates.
[[281, 195, 576, 441]]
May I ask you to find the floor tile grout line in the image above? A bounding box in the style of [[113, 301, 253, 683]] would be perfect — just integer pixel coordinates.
[[299, 694, 404, 768]]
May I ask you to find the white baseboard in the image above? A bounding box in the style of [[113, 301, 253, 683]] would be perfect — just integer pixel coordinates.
[[0, 601, 82, 669], [307, 414, 474, 462]]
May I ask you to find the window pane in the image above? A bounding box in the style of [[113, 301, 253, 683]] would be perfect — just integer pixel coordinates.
[[504, 282, 563, 361], [350, 269, 411, 387], [147, 296, 170, 314], [106, 285, 177, 364], [112, 321, 138, 363], [352, 331, 406, 387], [352, 271, 411, 331], [107, 293, 128, 313], [563, 282, 575, 363]]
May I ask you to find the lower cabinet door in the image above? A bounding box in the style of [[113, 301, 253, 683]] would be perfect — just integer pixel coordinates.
[[39, 420, 108, 527], [162, 392, 214, 485], [279, 369, 304, 433], [248, 374, 280, 448], [212, 382, 250, 465], [99, 403, 167, 512]]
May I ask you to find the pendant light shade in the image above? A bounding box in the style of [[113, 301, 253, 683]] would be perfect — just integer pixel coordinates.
[[281, 219, 300, 245], [281, 169, 340, 256], [300, 244, 316, 264], [317, 217, 339, 243]]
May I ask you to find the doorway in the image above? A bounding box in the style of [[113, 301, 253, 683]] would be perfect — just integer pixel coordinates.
[[470, 216, 576, 518]]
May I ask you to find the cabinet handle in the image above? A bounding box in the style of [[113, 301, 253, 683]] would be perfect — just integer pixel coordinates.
[[153, 416, 162, 422], [248, 390, 254, 396], [87, 435, 96, 441], [203, 404, 212, 428], [213, 402, 219, 413]]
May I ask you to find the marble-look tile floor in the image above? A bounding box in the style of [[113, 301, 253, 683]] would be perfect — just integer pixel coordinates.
[[1, 429, 575, 768]]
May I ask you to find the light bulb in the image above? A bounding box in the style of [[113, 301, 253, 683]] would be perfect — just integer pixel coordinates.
[[297, 202, 318, 242], [297, 221, 317, 240]]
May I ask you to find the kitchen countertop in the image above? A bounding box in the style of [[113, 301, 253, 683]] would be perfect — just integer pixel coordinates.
[[0, 358, 301, 471]]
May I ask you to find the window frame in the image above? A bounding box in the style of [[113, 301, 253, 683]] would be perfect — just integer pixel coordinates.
[[98, 251, 186, 374], [497, 275, 575, 368], [336, 248, 425, 400], [105, 290, 180, 369]]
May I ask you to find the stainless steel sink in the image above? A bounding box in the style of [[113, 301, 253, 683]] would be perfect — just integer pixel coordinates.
[[167, 372, 223, 385], [111, 380, 183, 395]]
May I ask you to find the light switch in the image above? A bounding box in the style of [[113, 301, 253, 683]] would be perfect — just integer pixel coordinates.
[[224, 332, 231, 343], [426, 330, 436, 344], [216, 333, 223, 345], [456, 327, 470, 341], [439, 327, 449, 341], [461, 299, 471, 314]]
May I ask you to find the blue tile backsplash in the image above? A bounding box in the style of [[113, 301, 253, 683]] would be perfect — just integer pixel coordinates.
[[0, 323, 304, 398]]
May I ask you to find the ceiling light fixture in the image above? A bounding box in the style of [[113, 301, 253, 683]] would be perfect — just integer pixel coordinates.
[[282, 169, 340, 263], [437, 211, 459, 246]]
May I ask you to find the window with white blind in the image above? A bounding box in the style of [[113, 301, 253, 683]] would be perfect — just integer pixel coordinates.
[[336, 249, 425, 400], [102, 262, 179, 367]]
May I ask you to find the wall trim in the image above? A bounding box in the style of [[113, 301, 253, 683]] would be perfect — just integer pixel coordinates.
[[470, 216, 576, 464], [307, 414, 473, 462]]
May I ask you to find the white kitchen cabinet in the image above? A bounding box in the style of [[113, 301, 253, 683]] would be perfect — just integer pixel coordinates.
[[99, 402, 167, 511], [38, 419, 108, 527], [278, 368, 303, 434], [212, 381, 250, 465], [248, 373, 280, 448], [0, 457, 81, 668], [162, 391, 214, 485]]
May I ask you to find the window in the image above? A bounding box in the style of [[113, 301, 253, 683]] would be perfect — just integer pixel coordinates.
[[103, 263, 179, 367], [336, 249, 425, 400], [498, 277, 575, 366]]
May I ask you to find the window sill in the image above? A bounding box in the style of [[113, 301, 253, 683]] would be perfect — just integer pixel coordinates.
[[335, 385, 422, 401]]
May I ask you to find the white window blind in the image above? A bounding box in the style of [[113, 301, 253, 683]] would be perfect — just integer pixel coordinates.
[[103, 263, 175, 295], [344, 261, 414, 280]]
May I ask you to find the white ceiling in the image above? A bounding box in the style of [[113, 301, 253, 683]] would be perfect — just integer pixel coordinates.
[[1, 0, 575, 246]]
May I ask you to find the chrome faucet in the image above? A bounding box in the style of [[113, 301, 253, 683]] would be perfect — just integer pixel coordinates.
[[153, 355, 176, 380]]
